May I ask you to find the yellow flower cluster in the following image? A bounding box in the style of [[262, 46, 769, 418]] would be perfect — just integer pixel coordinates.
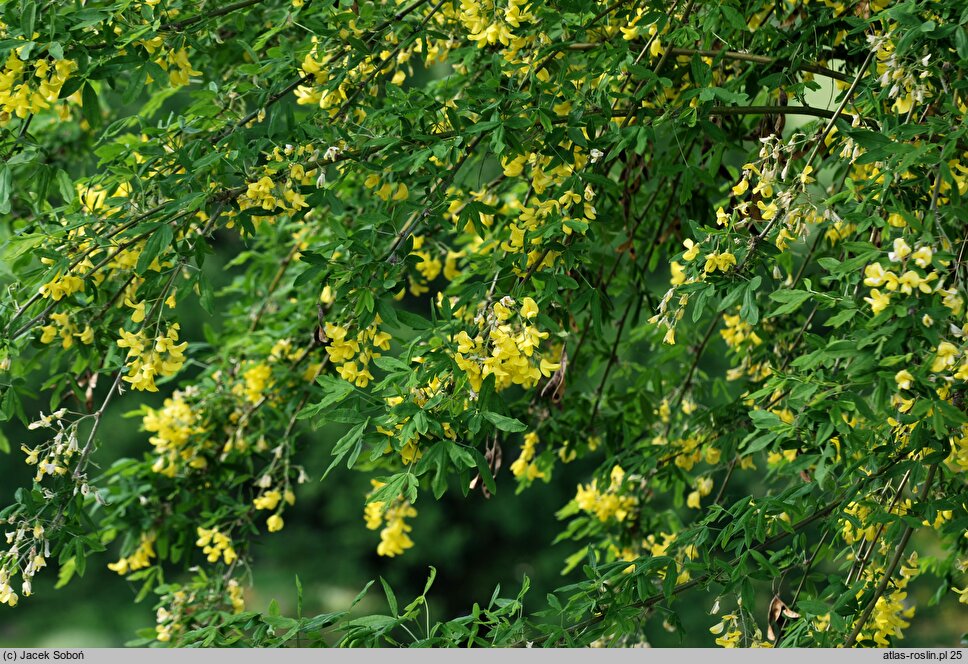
[[227, 579, 245, 614], [703, 251, 737, 274], [142, 392, 207, 477], [138, 38, 201, 88], [195, 527, 239, 565], [38, 273, 85, 302], [840, 498, 911, 546], [117, 323, 188, 392], [325, 317, 392, 388], [686, 476, 714, 509], [504, 185, 597, 259], [767, 448, 798, 468], [155, 588, 188, 642], [238, 175, 309, 218], [377, 378, 457, 464], [574, 465, 637, 523], [395, 235, 441, 297], [619, 8, 665, 56], [510, 431, 544, 482], [364, 481, 417, 557], [235, 144, 323, 224], [452, 296, 559, 393], [651, 287, 689, 345], [458, 0, 534, 60], [295, 38, 355, 111], [107, 532, 157, 575], [39, 312, 94, 349], [363, 171, 409, 203], [853, 553, 920, 646], [948, 423, 968, 472], [873, 32, 930, 117], [0, 572, 19, 607], [240, 362, 272, 404], [1, 519, 56, 606], [252, 487, 295, 533], [0, 47, 76, 121], [295, 33, 415, 118], [709, 613, 742, 648], [720, 311, 762, 350], [447, 186, 501, 231], [21, 409, 81, 482], [862, 240, 942, 316]]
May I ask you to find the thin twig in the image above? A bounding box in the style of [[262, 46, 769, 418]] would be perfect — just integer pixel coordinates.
[[844, 463, 939, 648]]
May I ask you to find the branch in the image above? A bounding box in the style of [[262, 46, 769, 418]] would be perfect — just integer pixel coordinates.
[[844, 463, 940, 648], [158, 0, 267, 32], [707, 104, 835, 120], [385, 134, 484, 262], [804, 48, 876, 169], [565, 44, 851, 82]]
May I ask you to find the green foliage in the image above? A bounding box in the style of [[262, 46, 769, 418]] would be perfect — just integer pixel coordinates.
[[1, 0, 967, 649]]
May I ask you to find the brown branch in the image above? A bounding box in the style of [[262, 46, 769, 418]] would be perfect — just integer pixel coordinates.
[[568, 45, 851, 83], [158, 0, 267, 32], [707, 105, 835, 120], [385, 134, 484, 262], [804, 48, 876, 169], [844, 463, 939, 647]]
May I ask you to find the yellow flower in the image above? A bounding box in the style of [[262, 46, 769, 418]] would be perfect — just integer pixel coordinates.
[[670, 261, 686, 285], [863, 289, 891, 315], [895, 369, 914, 391], [931, 342, 959, 373], [716, 252, 736, 271], [253, 490, 282, 510], [703, 251, 736, 274], [911, 246, 933, 268], [125, 298, 146, 323], [520, 296, 539, 319], [266, 514, 284, 532], [493, 301, 513, 320], [889, 238, 912, 262], [756, 200, 778, 221], [683, 239, 700, 261], [539, 358, 560, 377]]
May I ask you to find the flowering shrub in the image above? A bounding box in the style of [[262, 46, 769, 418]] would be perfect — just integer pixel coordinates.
[[1, 0, 967, 648]]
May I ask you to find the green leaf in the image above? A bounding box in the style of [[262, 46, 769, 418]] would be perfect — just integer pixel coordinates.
[[136, 225, 173, 273], [323, 419, 368, 479], [749, 409, 783, 429], [740, 285, 759, 325], [826, 307, 857, 328], [54, 556, 76, 589], [768, 289, 811, 317], [367, 473, 409, 506], [380, 577, 398, 616], [0, 164, 11, 214], [482, 411, 528, 432], [372, 355, 409, 373], [81, 82, 101, 129]]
